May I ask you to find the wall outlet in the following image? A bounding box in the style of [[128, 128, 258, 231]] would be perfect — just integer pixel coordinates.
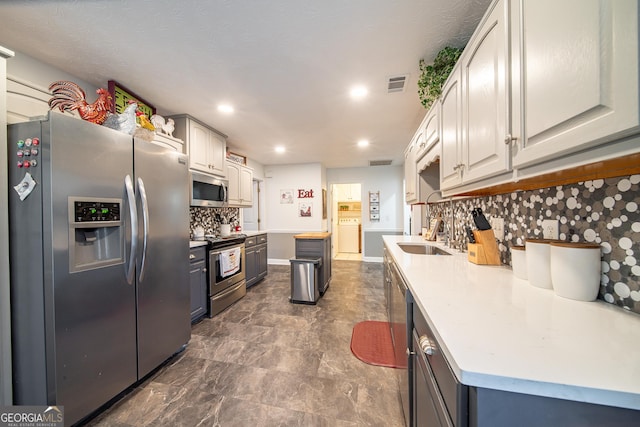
[[542, 219, 559, 239], [490, 217, 504, 241]]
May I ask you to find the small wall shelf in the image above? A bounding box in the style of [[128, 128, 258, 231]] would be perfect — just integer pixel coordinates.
[[369, 191, 380, 221]]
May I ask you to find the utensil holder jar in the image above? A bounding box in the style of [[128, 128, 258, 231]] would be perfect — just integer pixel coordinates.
[[550, 242, 601, 301], [511, 245, 527, 280], [525, 239, 556, 289]]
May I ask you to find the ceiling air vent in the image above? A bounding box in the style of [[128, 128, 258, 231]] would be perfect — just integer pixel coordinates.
[[369, 160, 393, 166], [387, 74, 408, 93]]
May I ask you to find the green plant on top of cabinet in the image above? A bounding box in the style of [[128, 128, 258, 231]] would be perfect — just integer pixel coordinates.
[[418, 46, 464, 110], [168, 114, 227, 178], [226, 160, 253, 207]]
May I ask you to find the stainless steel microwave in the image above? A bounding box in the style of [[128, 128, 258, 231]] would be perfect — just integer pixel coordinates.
[[190, 171, 228, 207]]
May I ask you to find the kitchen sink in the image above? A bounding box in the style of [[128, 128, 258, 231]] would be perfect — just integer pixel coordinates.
[[397, 243, 451, 256]]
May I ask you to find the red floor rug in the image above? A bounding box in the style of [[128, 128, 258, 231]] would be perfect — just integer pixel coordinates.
[[350, 320, 406, 368]]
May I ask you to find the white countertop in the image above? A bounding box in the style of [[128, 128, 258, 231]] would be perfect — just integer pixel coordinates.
[[243, 230, 268, 237], [383, 235, 640, 411], [189, 240, 208, 248]]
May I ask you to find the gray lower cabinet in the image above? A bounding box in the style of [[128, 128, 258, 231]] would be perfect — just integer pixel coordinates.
[[246, 234, 267, 288], [189, 246, 207, 323], [409, 296, 640, 427]]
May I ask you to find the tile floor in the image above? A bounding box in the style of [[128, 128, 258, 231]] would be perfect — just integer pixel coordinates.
[[334, 252, 363, 261], [85, 260, 405, 426]]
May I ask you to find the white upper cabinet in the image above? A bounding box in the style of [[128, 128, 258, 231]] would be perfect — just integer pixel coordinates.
[[404, 139, 418, 203], [416, 102, 440, 161], [169, 114, 227, 178], [461, 0, 510, 183], [227, 161, 253, 207], [440, 64, 464, 190], [512, 0, 639, 168], [336, 184, 361, 201]]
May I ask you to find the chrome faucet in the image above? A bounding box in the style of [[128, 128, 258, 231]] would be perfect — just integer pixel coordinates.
[[425, 190, 442, 224]]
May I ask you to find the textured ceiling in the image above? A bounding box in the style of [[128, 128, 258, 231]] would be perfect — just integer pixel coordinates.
[[0, 0, 491, 168]]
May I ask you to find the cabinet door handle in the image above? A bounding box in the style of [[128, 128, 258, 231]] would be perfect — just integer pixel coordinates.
[[504, 134, 518, 145], [202, 268, 207, 273], [419, 335, 437, 356], [190, 254, 196, 260]]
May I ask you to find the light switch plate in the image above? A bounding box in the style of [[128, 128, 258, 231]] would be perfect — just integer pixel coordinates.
[[490, 217, 504, 241], [542, 219, 559, 239]]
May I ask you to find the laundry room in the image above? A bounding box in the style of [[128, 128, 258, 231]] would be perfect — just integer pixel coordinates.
[[334, 183, 362, 260]]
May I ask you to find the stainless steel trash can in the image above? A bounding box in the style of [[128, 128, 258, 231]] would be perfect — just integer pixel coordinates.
[[290, 258, 321, 304]]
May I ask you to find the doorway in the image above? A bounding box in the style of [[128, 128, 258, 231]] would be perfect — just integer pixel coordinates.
[[332, 183, 362, 261]]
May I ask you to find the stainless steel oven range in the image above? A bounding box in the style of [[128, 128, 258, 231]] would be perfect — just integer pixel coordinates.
[[206, 235, 247, 317]]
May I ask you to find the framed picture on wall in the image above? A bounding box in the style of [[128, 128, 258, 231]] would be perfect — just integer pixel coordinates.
[[107, 80, 156, 117], [280, 189, 293, 204], [299, 202, 312, 217], [322, 189, 327, 219]]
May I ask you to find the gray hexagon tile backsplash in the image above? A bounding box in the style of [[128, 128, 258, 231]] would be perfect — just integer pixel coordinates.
[[430, 174, 640, 314]]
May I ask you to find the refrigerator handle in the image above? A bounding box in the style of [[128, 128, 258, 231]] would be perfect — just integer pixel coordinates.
[[125, 175, 138, 285], [137, 177, 150, 282]]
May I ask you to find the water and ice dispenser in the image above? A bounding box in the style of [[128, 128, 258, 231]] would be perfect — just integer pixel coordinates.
[[68, 197, 124, 272]]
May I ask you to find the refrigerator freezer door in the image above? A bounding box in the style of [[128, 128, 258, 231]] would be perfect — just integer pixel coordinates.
[[47, 113, 137, 424], [134, 138, 190, 378]]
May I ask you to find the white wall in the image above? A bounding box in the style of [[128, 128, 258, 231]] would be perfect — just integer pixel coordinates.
[[264, 163, 326, 232], [327, 165, 404, 232], [7, 50, 97, 102]]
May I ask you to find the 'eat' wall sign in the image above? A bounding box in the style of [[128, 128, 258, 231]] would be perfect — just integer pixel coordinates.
[[298, 189, 314, 198]]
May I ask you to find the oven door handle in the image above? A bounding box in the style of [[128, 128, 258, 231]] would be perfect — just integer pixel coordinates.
[[210, 245, 243, 257]]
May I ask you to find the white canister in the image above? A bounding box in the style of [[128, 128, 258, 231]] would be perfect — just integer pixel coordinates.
[[220, 224, 231, 237], [525, 239, 555, 289], [511, 245, 528, 280], [550, 242, 601, 301]]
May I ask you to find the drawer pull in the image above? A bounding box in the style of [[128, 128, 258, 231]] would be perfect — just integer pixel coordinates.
[[419, 335, 437, 356], [189, 254, 196, 260]]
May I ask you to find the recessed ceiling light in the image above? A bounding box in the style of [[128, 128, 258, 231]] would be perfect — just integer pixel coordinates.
[[275, 146, 286, 153], [358, 139, 369, 147], [350, 85, 368, 99], [218, 104, 234, 113]]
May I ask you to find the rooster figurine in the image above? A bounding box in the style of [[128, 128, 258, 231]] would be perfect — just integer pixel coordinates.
[[150, 115, 176, 137], [48, 81, 113, 125], [102, 101, 138, 135]]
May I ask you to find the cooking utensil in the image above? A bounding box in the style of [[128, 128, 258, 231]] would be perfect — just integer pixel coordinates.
[[472, 208, 491, 230]]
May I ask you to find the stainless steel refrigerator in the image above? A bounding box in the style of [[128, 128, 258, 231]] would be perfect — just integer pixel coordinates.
[[8, 112, 190, 425]]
